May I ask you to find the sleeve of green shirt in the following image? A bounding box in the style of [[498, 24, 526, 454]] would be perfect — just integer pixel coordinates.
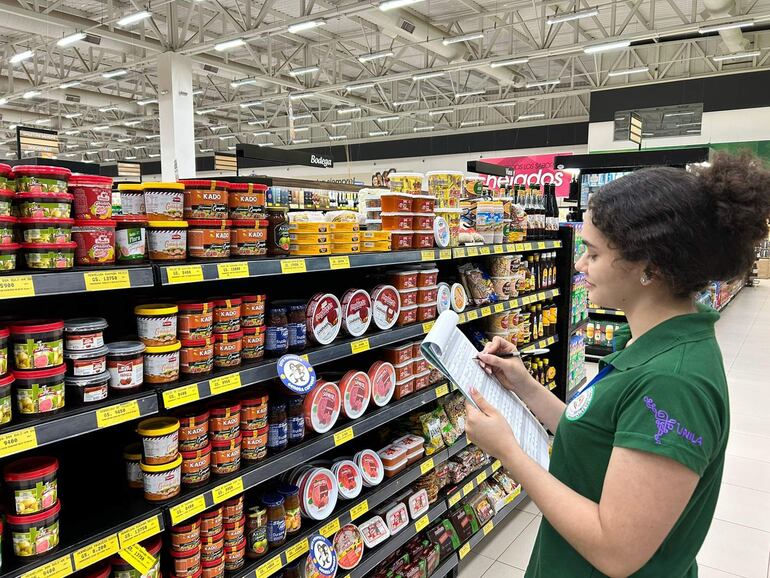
[[613, 374, 723, 476]]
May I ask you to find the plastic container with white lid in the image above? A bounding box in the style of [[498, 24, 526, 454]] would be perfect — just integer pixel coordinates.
[[408, 489, 430, 519], [436, 283, 452, 314], [392, 359, 414, 382], [338, 370, 371, 419], [383, 458, 408, 478], [378, 444, 407, 468], [299, 467, 338, 520], [385, 502, 410, 535], [450, 283, 467, 312], [303, 380, 341, 433], [358, 516, 390, 549], [355, 449, 384, 487], [331, 460, 362, 500], [397, 287, 418, 308]]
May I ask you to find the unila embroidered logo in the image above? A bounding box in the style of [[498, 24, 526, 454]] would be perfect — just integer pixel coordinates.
[[565, 387, 594, 421], [644, 397, 703, 446]]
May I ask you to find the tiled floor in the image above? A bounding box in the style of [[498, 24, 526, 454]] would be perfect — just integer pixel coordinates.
[[459, 283, 770, 578]]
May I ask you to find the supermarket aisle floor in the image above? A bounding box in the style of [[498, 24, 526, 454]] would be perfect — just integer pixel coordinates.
[[458, 282, 770, 578]]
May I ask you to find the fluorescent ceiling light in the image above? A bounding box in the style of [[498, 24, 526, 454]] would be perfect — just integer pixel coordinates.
[[192, 89, 204, 95], [0, 98, 8, 106], [369, 131, 388, 136], [117, 137, 132, 142], [338, 106, 362, 114], [346, 83, 375, 91], [287, 20, 326, 34], [57, 32, 86, 47], [10, 50, 34, 64], [227, 146, 236, 150], [240, 100, 262, 108], [108, 148, 121, 152], [145, 134, 160, 139], [642, 132, 655, 136], [253, 131, 271, 136], [247, 120, 268, 125], [200, 148, 213, 152], [63, 153, 76, 157], [64, 130, 80, 135], [607, 66, 649, 77], [686, 129, 701, 133], [699, 20, 753, 34], [22, 90, 41, 99], [526, 79, 560, 88], [219, 135, 236, 140], [293, 127, 309, 132], [230, 78, 258, 88], [584, 40, 631, 54], [148, 153, 160, 157], [489, 57, 530, 68], [123, 120, 141, 126], [194, 139, 203, 143], [209, 124, 228, 130], [289, 92, 316, 100], [215, 39, 246, 52], [711, 50, 761, 61], [85, 150, 99, 155], [102, 69, 127, 78], [455, 89, 486, 98], [90, 141, 103, 146], [414, 126, 434, 132], [293, 139, 309, 144], [358, 51, 394, 63], [460, 120, 484, 127], [288, 66, 319, 77], [64, 112, 82, 118], [442, 32, 484, 45], [546, 7, 599, 25], [60, 81, 81, 89], [377, 116, 400, 122], [519, 113, 546, 120], [379, 0, 423, 11], [428, 108, 453, 116], [196, 108, 217, 115], [329, 135, 347, 140], [413, 71, 445, 81], [257, 142, 273, 147], [137, 98, 158, 105], [290, 113, 312, 120], [331, 122, 351, 128], [35, 119, 50, 125], [117, 11, 151, 27], [492, 100, 517, 107], [92, 125, 111, 130], [98, 106, 118, 112], [676, 122, 702, 127], [393, 99, 419, 106], [663, 111, 693, 117], [125, 155, 137, 159]]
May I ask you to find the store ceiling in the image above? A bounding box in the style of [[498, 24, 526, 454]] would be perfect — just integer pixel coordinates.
[[0, 0, 768, 163]]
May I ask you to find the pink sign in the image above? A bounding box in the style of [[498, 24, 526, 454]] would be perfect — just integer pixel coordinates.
[[480, 152, 573, 197]]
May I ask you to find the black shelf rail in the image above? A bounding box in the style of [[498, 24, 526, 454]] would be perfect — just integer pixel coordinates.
[[588, 308, 626, 318], [0, 265, 155, 299], [452, 240, 561, 259], [569, 316, 589, 334], [0, 391, 159, 460]]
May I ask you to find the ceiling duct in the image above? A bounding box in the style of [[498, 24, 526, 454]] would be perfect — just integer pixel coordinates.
[[701, 0, 750, 52]]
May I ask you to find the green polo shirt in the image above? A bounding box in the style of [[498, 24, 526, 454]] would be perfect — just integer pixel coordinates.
[[526, 305, 730, 578]]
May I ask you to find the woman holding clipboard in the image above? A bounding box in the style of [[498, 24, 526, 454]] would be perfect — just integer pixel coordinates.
[[466, 153, 770, 578]]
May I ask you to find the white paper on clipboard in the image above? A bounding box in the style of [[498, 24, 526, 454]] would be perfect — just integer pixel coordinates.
[[421, 310, 550, 470]]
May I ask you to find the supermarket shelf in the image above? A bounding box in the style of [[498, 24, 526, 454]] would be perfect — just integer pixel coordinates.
[[237, 435, 469, 578], [519, 333, 558, 353], [717, 286, 743, 312], [428, 552, 461, 578], [457, 287, 560, 324], [567, 376, 588, 402], [569, 316, 589, 334], [164, 384, 460, 526], [1, 505, 164, 578], [452, 239, 562, 258], [585, 344, 612, 360], [0, 265, 155, 300], [446, 459, 504, 510], [588, 307, 626, 318], [0, 390, 159, 460]]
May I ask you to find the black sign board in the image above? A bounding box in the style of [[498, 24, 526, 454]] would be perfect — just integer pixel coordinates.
[[16, 126, 59, 159], [236, 144, 333, 169], [466, 160, 511, 177]]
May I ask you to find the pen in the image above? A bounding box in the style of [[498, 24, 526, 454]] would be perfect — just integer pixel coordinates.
[[474, 348, 550, 360]]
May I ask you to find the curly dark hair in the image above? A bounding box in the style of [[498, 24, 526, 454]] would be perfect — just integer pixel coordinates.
[[588, 152, 770, 297]]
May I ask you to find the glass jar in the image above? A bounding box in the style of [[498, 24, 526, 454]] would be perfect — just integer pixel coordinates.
[[267, 400, 287, 453], [287, 302, 306, 352], [265, 305, 288, 357], [287, 396, 304, 445], [266, 209, 289, 256], [277, 484, 301, 536], [246, 506, 268, 559], [262, 493, 286, 548]]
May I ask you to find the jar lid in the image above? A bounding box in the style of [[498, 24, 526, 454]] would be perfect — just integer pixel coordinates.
[[147, 220, 188, 228], [134, 303, 179, 316], [213, 331, 243, 342], [227, 183, 267, 192], [10, 319, 65, 334], [3, 455, 59, 482], [0, 215, 17, 224], [0, 243, 19, 251], [0, 374, 13, 388], [179, 180, 228, 189], [213, 297, 242, 307], [231, 219, 268, 228], [177, 300, 214, 312], [187, 219, 233, 228], [68, 174, 113, 185], [140, 453, 182, 473], [11, 364, 66, 380], [145, 341, 182, 354], [17, 217, 74, 225], [12, 165, 72, 178], [236, 294, 265, 303], [73, 219, 117, 227], [15, 192, 74, 201], [117, 184, 143, 191], [21, 241, 77, 249], [261, 491, 284, 507], [6, 499, 61, 525], [137, 416, 180, 436], [107, 341, 146, 355], [241, 325, 265, 336], [433, 215, 450, 248], [0, 163, 11, 175], [114, 215, 147, 225], [143, 182, 185, 190], [123, 442, 142, 461], [277, 483, 299, 497], [180, 337, 213, 347], [64, 317, 108, 333], [64, 345, 109, 360], [65, 370, 110, 387], [0, 189, 13, 198], [211, 435, 241, 449]]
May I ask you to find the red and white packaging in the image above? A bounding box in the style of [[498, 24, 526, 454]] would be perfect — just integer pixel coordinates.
[[367, 361, 396, 407], [306, 292, 342, 345], [408, 489, 430, 520], [358, 516, 390, 549], [339, 370, 371, 419], [340, 289, 372, 337], [303, 379, 341, 433], [299, 467, 338, 520], [370, 285, 400, 330], [385, 503, 410, 536], [355, 449, 384, 487], [332, 460, 363, 500]]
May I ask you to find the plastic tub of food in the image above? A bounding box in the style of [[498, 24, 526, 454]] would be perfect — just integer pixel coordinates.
[[0, 189, 13, 216], [146, 220, 187, 261], [413, 370, 432, 391], [114, 216, 147, 263], [388, 270, 419, 290], [178, 301, 214, 340], [213, 298, 241, 334], [211, 436, 241, 475], [491, 276, 512, 299], [230, 219, 267, 256], [368, 361, 395, 407], [289, 232, 330, 245], [171, 517, 202, 552], [228, 183, 266, 219], [416, 286, 438, 305], [213, 331, 242, 368], [202, 557, 224, 578], [208, 400, 240, 441], [178, 409, 210, 451], [359, 516, 390, 548], [188, 219, 231, 259], [127, 444, 146, 489], [394, 434, 425, 464], [3, 456, 58, 515], [288, 221, 329, 234], [393, 359, 414, 382], [239, 294, 266, 328], [380, 193, 413, 213], [201, 508, 224, 537], [65, 371, 109, 404], [21, 241, 76, 269], [332, 460, 362, 501], [10, 320, 64, 370], [331, 243, 360, 254], [15, 192, 73, 220], [180, 338, 214, 375], [330, 232, 360, 244], [412, 195, 435, 213], [412, 231, 433, 249], [69, 175, 113, 220], [396, 305, 417, 327], [408, 489, 430, 519], [361, 240, 391, 252], [241, 427, 267, 462], [389, 173, 424, 195], [0, 215, 13, 244], [181, 443, 211, 487], [240, 391, 268, 431], [299, 467, 338, 520], [0, 373, 12, 424], [436, 283, 452, 314], [181, 180, 229, 219], [334, 524, 364, 570], [290, 244, 331, 256], [451, 283, 467, 312], [378, 444, 407, 469], [223, 495, 244, 523], [17, 218, 72, 244], [241, 326, 265, 361], [63, 317, 107, 352], [384, 502, 410, 536], [381, 344, 412, 367], [107, 341, 144, 391], [371, 285, 400, 330], [381, 212, 413, 231], [393, 375, 414, 400], [412, 214, 434, 231], [417, 303, 437, 322], [412, 356, 429, 374], [170, 543, 201, 576], [306, 293, 342, 345], [143, 182, 185, 220], [13, 165, 71, 193], [0, 327, 7, 375], [389, 230, 412, 251], [6, 499, 61, 558], [224, 516, 245, 545], [338, 370, 371, 419], [135, 303, 178, 347], [340, 289, 372, 337], [137, 416, 180, 465], [0, 242, 18, 271], [224, 538, 246, 571], [141, 454, 182, 502], [12, 365, 65, 415], [303, 379, 341, 433], [355, 449, 384, 488]]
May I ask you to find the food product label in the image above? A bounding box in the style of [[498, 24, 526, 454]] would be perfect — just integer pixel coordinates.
[[217, 262, 249, 279], [209, 373, 242, 395], [143, 430, 179, 462], [118, 544, 157, 575], [280, 259, 307, 274], [83, 270, 131, 291], [309, 294, 341, 345], [350, 500, 369, 521], [414, 515, 429, 533], [14, 337, 63, 370], [343, 291, 371, 337], [266, 326, 288, 353], [320, 518, 340, 538], [21, 555, 72, 578], [329, 256, 350, 269], [0, 394, 11, 424], [145, 350, 179, 382], [350, 338, 369, 355], [143, 467, 181, 501], [170, 495, 207, 525], [118, 516, 162, 549], [286, 539, 309, 563], [212, 477, 244, 503], [145, 191, 183, 219], [288, 414, 304, 442], [73, 534, 120, 570], [115, 227, 146, 262], [372, 286, 399, 329], [109, 358, 143, 390], [266, 516, 286, 544], [12, 478, 56, 515], [96, 400, 141, 428], [435, 383, 449, 398], [255, 556, 282, 578], [333, 427, 354, 447], [483, 521, 494, 535], [288, 323, 307, 349], [268, 421, 287, 449], [163, 384, 200, 408], [0, 427, 38, 457], [166, 264, 204, 284], [17, 379, 65, 414]]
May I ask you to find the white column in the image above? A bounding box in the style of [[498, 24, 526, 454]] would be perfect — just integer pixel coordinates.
[[157, 52, 196, 181]]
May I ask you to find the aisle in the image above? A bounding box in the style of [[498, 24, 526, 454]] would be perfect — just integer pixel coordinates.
[[458, 283, 770, 578]]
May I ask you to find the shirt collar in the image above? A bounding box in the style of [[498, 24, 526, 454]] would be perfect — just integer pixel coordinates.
[[600, 303, 719, 371]]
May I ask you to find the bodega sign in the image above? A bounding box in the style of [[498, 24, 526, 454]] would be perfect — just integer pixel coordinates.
[[310, 154, 333, 168], [480, 152, 572, 197]]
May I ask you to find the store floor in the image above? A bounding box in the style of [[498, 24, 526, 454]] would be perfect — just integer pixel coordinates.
[[458, 282, 770, 578]]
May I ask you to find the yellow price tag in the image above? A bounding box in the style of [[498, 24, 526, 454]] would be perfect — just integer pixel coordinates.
[[493, 303, 504, 313], [458, 313, 467, 323], [212, 478, 244, 503], [162, 384, 200, 409], [84, 270, 131, 291], [448, 493, 461, 508], [463, 481, 474, 496], [333, 427, 354, 447], [420, 458, 435, 475], [537, 241, 545, 249], [350, 500, 369, 521], [0, 427, 38, 458], [73, 534, 120, 570], [217, 262, 249, 279], [421, 250, 435, 261], [522, 295, 532, 305], [96, 400, 140, 428], [459, 543, 471, 560], [476, 472, 488, 485], [166, 264, 204, 284], [118, 544, 156, 575], [256, 556, 283, 578], [454, 247, 467, 257], [422, 321, 435, 334], [300, 354, 309, 362], [492, 460, 502, 471], [479, 246, 490, 255], [415, 515, 430, 533], [0, 275, 35, 299], [170, 495, 207, 525], [549, 381, 557, 391], [439, 249, 452, 260], [617, 310, 626, 316], [21, 556, 73, 578], [435, 383, 449, 398], [320, 518, 341, 538], [118, 516, 161, 549], [286, 539, 309, 563], [209, 373, 242, 395], [466, 246, 479, 256], [483, 521, 494, 535], [466, 310, 479, 321], [280, 259, 307, 274], [504, 493, 515, 505], [350, 338, 370, 354], [329, 256, 350, 270], [480, 306, 491, 317], [514, 243, 524, 251], [493, 245, 504, 254]]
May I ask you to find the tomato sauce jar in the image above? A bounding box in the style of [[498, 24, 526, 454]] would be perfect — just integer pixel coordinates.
[[213, 298, 241, 334], [178, 409, 210, 451], [180, 338, 214, 375], [211, 436, 241, 475], [69, 174, 113, 219], [213, 331, 242, 368], [178, 301, 214, 340], [106, 341, 145, 391], [208, 400, 240, 441], [181, 180, 229, 219], [188, 220, 231, 259]]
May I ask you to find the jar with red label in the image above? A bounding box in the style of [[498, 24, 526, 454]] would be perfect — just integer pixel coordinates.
[[208, 400, 240, 441], [224, 516, 245, 546], [240, 391, 268, 430], [69, 175, 113, 220], [224, 538, 246, 572], [181, 443, 211, 487], [228, 183, 266, 220], [242, 427, 268, 462], [181, 180, 229, 219], [239, 295, 266, 327], [213, 331, 242, 368], [178, 301, 214, 340], [223, 495, 244, 523], [106, 341, 145, 392], [202, 557, 225, 578], [180, 338, 214, 375], [188, 220, 231, 259], [72, 219, 115, 265], [242, 326, 265, 361], [201, 507, 223, 537], [171, 517, 201, 552], [213, 298, 241, 334], [211, 436, 241, 475], [171, 544, 201, 577], [200, 529, 224, 562], [266, 209, 289, 256], [178, 409, 210, 451], [230, 220, 267, 256]]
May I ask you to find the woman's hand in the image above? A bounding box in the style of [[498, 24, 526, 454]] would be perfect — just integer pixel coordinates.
[[465, 388, 523, 466], [476, 336, 540, 398]]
